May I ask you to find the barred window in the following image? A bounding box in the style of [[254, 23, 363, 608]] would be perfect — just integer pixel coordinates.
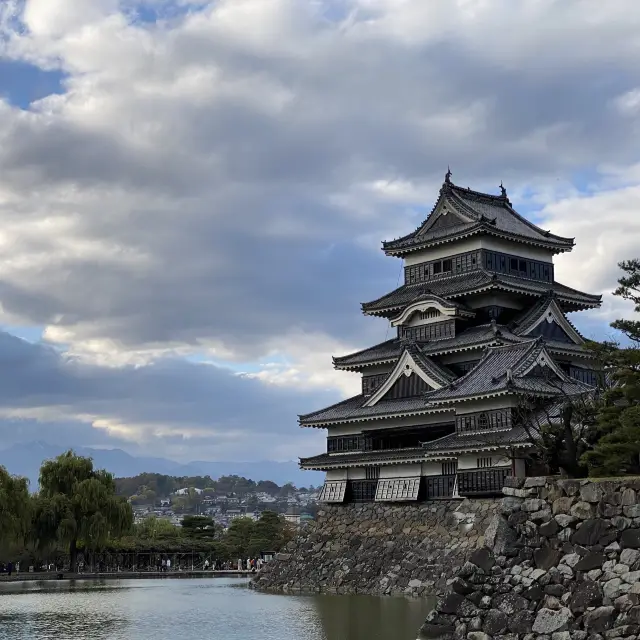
[[365, 466, 380, 480], [350, 479, 378, 502], [477, 413, 489, 430], [477, 457, 493, 469], [442, 461, 457, 476], [327, 436, 363, 453]]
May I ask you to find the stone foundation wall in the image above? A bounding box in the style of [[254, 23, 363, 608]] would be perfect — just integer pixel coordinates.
[[254, 499, 500, 596], [421, 477, 640, 640]]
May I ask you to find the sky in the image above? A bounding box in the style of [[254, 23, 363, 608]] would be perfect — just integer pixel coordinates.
[[0, 0, 639, 465]]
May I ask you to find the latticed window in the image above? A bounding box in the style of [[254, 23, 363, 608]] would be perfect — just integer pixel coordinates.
[[477, 457, 493, 469], [477, 413, 489, 430], [350, 479, 378, 502], [327, 436, 363, 453], [365, 466, 380, 480], [442, 460, 457, 476]]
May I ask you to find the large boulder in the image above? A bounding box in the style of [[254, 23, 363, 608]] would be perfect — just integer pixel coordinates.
[[582, 606, 616, 633], [569, 581, 603, 614], [574, 552, 606, 572], [621, 529, 640, 549], [494, 593, 530, 615], [534, 547, 561, 570], [570, 519, 611, 546], [532, 607, 573, 634], [484, 516, 517, 555], [484, 610, 508, 635], [508, 610, 535, 634], [469, 548, 495, 574]]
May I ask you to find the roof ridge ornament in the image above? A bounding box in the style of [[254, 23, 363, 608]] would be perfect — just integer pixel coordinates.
[[499, 181, 512, 205], [445, 166, 452, 184]]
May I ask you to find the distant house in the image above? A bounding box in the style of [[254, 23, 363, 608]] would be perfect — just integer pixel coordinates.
[[173, 487, 203, 496]]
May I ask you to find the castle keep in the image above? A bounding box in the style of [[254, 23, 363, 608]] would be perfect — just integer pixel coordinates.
[[299, 172, 601, 503]]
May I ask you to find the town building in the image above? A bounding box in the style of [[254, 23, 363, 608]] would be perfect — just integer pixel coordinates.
[[299, 172, 601, 503]]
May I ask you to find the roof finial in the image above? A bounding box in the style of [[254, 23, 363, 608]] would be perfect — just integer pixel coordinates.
[[499, 181, 507, 198], [445, 166, 452, 184]]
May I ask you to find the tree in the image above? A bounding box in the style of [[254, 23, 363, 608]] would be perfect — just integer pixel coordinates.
[[513, 378, 602, 478], [180, 515, 216, 539], [0, 467, 31, 544], [135, 516, 179, 541], [582, 259, 640, 475], [33, 451, 133, 571]]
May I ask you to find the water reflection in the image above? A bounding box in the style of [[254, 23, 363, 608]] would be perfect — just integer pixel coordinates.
[[0, 578, 434, 640]]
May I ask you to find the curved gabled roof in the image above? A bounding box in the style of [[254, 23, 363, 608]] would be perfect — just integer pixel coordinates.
[[383, 176, 574, 256], [361, 270, 602, 317], [424, 338, 593, 405]]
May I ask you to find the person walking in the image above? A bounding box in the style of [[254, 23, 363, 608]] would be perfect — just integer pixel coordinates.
[[166, 558, 171, 572], [161, 558, 166, 573]]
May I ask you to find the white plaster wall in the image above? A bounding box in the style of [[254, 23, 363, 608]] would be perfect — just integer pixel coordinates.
[[422, 461, 445, 476], [406, 312, 445, 327], [347, 467, 366, 480], [403, 238, 481, 266], [513, 457, 526, 477], [402, 236, 555, 268], [480, 237, 554, 263], [326, 469, 347, 481], [439, 350, 485, 365], [379, 463, 422, 478], [457, 455, 478, 470], [326, 412, 456, 439], [361, 364, 395, 376], [327, 424, 365, 437], [456, 397, 518, 414], [458, 452, 511, 469]]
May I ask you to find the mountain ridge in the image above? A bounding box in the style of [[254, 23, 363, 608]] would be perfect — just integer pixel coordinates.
[[0, 441, 322, 488]]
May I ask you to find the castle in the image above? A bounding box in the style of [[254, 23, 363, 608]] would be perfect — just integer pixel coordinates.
[[299, 171, 601, 503]]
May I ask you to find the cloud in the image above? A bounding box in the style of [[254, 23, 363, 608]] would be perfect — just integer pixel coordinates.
[[0, 330, 333, 461], [0, 0, 638, 461]]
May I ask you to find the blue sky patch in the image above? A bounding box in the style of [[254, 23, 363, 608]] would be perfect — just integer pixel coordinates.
[[0, 60, 66, 109]]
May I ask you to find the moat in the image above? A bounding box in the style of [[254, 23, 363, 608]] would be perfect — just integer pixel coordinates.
[[0, 577, 435, 640]]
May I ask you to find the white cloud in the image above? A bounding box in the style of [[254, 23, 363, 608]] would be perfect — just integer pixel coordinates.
[[0, 0, 639, 459]]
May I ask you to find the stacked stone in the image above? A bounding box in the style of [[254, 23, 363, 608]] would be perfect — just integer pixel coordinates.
[[253, 499, 499, 596], [420, 478, 640, 640]]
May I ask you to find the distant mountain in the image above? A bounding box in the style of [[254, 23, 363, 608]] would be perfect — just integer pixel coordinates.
[[0, 441, 323, 489]]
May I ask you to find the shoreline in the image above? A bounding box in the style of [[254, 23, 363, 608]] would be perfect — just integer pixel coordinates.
[[0, 570, 254, 582]]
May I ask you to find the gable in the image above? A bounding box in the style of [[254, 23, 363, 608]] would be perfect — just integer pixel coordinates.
[[526, 319, 575, 343], [415, 196, 474, 237], [381, 372, 431, 401], [517, 298, 584, 345], [425, 210, 466, 233], [516, 345, 572, 383], [363, 349, 447, 407]]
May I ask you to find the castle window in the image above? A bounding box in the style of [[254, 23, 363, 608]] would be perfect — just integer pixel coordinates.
[[433, 261, 442, 275], [442, 461, 457, 476], [477, 413, 489, 430], [478, 457, 493, 468], [442, 259, 452, 273], [365, 466, 380, 480], [510, 258, 518, 271]]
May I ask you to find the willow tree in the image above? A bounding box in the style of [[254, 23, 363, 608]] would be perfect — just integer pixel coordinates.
[[33, 451, 133, 571], [0, 466, 31, 546]]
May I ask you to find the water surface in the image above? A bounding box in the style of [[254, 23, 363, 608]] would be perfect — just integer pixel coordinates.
[[0, 578, 434, 640]]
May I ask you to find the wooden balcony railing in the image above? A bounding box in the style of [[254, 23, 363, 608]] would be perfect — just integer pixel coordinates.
[[457, 468, 511, 496]]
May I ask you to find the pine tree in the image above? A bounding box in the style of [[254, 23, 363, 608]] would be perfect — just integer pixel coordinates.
[[583, 260, 640, 476]]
